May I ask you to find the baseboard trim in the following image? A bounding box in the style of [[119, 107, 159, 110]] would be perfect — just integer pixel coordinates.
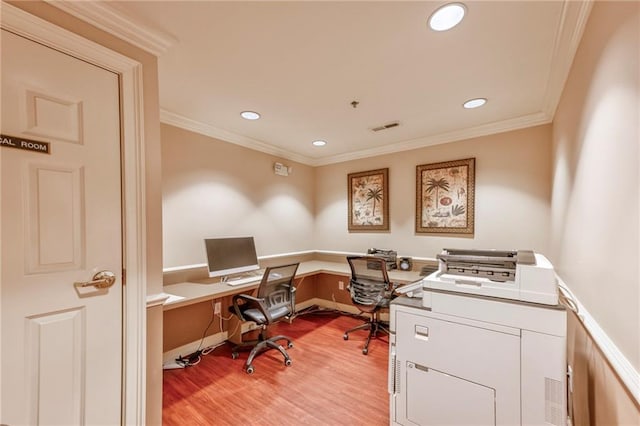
[[558, 277, 640, 406]]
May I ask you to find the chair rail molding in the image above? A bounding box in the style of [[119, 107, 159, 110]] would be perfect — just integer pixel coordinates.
[[558, 277, 640, 407]]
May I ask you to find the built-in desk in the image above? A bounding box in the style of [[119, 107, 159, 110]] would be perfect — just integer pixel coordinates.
[[161, 256, 429, 362], [162, 259, 423, 311]]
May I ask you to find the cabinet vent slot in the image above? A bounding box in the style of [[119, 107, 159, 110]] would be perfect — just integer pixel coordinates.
[[545, 377, 563, 426]]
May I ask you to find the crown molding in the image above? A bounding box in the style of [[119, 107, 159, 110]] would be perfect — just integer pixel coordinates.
[[311, 111, 552, 166], [45, 0, 176, 56], [542, 0, 594, 118], [162, 108, 551, 168], [160, 109, 315, 166]]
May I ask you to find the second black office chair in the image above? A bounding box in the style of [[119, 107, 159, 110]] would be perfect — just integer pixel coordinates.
[[344, 255, 398, 355], [230, 263, 299, 374]]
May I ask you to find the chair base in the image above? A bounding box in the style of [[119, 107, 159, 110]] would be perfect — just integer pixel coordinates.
[[231, 329, 293, 374], [343, 313, 390, 355]]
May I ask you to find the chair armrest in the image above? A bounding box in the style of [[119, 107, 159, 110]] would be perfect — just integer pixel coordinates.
[[386, 281, 401, 299], [233, 293, 261, 304], [232, 293, 270, 322], [232, 294, 269, 321]]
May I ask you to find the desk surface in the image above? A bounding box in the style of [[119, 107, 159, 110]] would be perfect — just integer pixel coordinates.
[[162, 260, 423, 311]]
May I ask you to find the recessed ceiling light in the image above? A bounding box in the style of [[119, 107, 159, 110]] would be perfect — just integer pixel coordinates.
[[312, 140, 327, 147], [429, 3, 466, 31], [240, 111, 260, 120], [463, 98, 487, 109]]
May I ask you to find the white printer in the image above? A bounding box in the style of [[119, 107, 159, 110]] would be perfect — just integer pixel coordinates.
[[389, 249, 567, 426], [422, 248, 558, 306]]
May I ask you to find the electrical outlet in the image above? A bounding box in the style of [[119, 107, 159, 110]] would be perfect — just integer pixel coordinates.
[[214, 302, 221, 315], [338, 281, 344, 290]]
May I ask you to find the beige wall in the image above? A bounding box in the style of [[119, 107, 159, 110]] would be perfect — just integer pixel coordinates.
[[315, 125, 552, 259], [7, 2, 165, 425], [551, 1, 640, 421], [551, 1, 639, 371], [161, 124, 315, 269], [163, 123, 553, 265]]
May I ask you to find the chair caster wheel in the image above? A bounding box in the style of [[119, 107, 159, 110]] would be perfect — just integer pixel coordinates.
[[362, 348, 368, 355], [287, 342, 294, 349], [285, 359, 292, 367], [245, 365, 255, 374], [231, 352, 239, 360], [343, 334, 349, 340]]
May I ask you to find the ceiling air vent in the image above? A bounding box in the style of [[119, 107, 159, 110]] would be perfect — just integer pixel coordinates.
[[371, 121, 400, 132]]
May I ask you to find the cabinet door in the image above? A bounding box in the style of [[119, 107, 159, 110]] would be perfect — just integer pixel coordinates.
[[406, 362, 495, 425]]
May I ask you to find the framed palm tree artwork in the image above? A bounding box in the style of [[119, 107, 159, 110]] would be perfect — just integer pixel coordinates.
[[416, 158, 475, 234], [348, 168, 389, 232]]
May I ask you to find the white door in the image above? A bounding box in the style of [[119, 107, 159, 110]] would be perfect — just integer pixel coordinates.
[[1, 28, 123, 425]]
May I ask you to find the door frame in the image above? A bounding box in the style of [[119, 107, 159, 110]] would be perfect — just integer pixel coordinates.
[[1, 3, 147, 424]]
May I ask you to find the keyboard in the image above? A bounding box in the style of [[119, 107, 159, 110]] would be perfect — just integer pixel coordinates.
[[226, 273, 264, 286]]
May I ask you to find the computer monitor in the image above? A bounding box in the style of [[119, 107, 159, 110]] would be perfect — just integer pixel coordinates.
[[204, 236, 260, 278]]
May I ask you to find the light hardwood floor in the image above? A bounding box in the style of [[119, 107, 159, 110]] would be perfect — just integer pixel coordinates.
[[163, 312, 390, 425]]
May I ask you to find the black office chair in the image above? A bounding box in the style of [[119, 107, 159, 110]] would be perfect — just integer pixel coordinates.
[[230, 263, 299, 374], [343, 256, 398, 355]]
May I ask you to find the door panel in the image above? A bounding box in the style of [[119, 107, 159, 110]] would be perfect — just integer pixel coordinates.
[[26, 163, 84, 273], [26, 308, 85, 425], [1, 29, 122, 425], [406, 362, 496, 425]]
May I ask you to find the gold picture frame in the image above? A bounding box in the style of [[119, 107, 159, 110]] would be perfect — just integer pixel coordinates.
[[416, 158, 475, 234], [348, 168, 389, 232]]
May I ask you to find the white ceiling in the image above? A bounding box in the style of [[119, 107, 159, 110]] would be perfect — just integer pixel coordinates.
[[53, 1, 592, 166]]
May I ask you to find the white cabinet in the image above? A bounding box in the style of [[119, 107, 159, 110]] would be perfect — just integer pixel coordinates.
[[389, 295, 566, 426]]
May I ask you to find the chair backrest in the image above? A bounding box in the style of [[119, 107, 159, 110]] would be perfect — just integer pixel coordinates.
[[346, 256, 393, 313], [257, 263, 299, 314]]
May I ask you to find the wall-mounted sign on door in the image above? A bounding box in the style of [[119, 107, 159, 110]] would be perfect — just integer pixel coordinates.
[[0, 134, 50, 154]]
